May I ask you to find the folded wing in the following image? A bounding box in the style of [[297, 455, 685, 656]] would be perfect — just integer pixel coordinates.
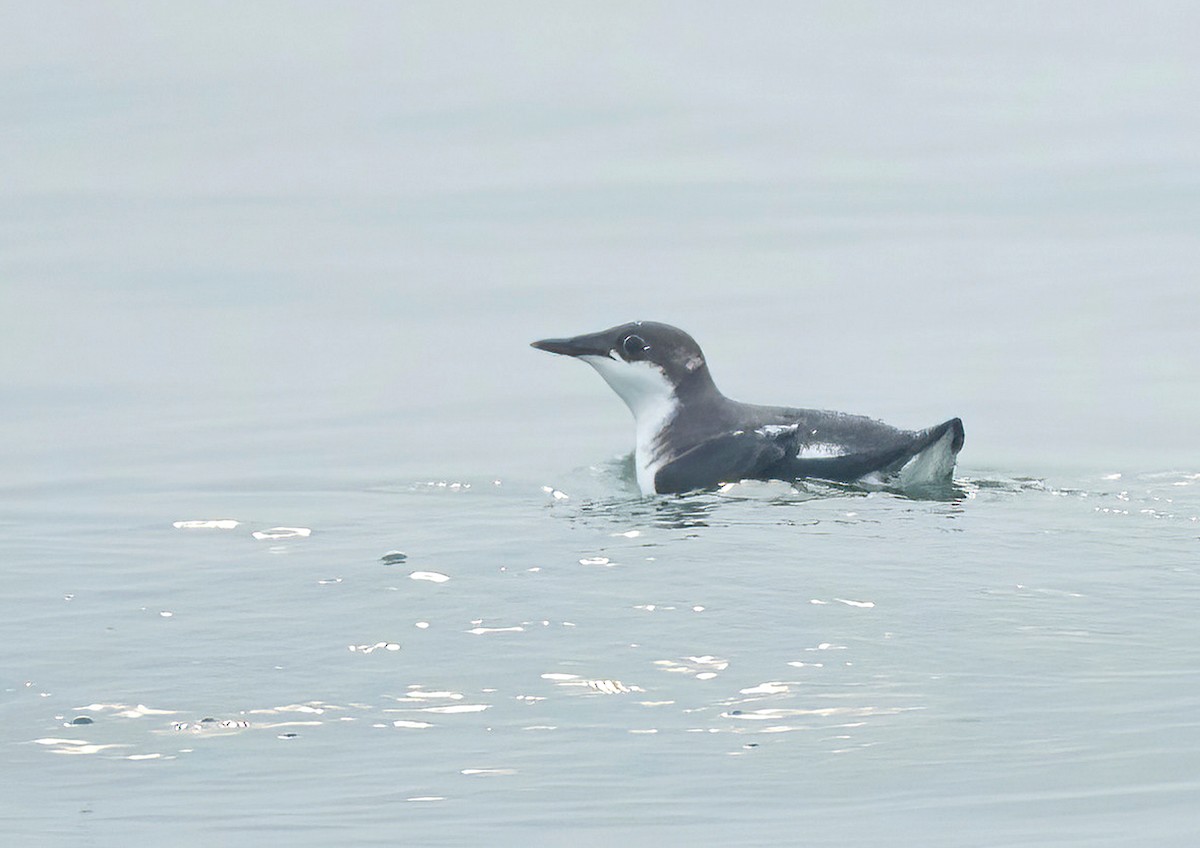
[[653, 415, 964, 493]]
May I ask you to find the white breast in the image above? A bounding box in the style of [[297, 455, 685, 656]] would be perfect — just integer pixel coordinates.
[[580, 355, 679, 495]]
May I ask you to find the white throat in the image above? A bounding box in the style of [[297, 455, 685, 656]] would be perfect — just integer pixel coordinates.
[[580, 355, 679, 494]]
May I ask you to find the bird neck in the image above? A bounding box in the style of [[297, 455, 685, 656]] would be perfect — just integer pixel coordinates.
[[674, 364, 722, 406]]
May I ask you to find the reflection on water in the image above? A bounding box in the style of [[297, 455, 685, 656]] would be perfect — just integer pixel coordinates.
[[32, 634, 916, 764], [564, 471, 972, 535], [9, 466, 1200, 844]]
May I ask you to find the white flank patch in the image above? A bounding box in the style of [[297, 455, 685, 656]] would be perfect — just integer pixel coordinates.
[[580, 355, 679, 495], [754, 424, 797, 438], [755, 426, 846, 460], [794, 442, 847, 459]]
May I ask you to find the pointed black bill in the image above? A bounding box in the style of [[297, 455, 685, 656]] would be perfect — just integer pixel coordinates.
[[530, 330, 614, 358]]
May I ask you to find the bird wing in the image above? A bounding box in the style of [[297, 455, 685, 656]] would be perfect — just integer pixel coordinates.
[[767, 417, 964, 483], [653, 427, 795, 494], [652, 416, 964, 493]]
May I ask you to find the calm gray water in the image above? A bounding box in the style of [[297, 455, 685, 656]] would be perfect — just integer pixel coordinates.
[[3, 3, 1199, 845]]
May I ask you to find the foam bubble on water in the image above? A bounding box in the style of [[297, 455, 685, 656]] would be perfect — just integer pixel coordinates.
[[348, 642, 401, 654], [172, 519, 239, 530], [420, 704, 490, 714], [461, 768, 516, 776], [48, 742, 129, 755], [173, 719, 250, 732], [409, 571, 450, 583], [392, 720, 434, 729], [252, 527, 311, 540], [406, 796, 446, 802], [740, 682, 790, 695], [467, 625, 525, 635], [268, 704, 328, 715], [415, 621, 430, 629], [118, 704, 178, 718], [835, 598, 875, 608], [418, 480, 471, 491], [541, 674, 643, 694], [400, 690, 463, 701], [587, 679, 640, 694], [655, 656, 729, 679]]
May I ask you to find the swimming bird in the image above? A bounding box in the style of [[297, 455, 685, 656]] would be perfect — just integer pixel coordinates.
[[532, 321, 964, 495]]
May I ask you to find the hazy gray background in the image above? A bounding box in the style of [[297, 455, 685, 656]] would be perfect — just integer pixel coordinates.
[[3, 3, 1199, 846], [3, 1, 1197, 485]]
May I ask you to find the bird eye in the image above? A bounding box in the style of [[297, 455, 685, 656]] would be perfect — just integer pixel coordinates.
[[621, 334, 649, 359]]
